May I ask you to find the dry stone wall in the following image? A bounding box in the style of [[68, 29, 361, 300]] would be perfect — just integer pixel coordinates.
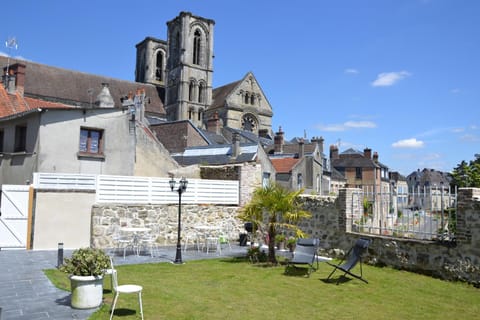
[[90, 187, 480, 286], [91, 204, 243, 249]]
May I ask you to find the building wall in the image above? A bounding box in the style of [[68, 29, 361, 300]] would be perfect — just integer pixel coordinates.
[[134, 124, 179, 177], [0, 112, 40, 185], [33, 191, 96, 250], [37, 108, 135, 175]]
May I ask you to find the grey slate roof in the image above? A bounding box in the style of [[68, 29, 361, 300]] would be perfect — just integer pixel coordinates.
[[173, 143, 258, 166], [0, 56, 165, 116]]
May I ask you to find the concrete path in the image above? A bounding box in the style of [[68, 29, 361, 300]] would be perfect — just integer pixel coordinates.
[[0, 245, 247, 319]]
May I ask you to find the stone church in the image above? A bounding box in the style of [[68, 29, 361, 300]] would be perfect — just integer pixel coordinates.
[[134, 11, 274, 142]]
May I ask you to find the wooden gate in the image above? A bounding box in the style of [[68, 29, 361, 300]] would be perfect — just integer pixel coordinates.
[[0, 185, 31, 249]]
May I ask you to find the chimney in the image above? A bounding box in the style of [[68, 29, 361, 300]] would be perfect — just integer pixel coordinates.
[[258, 129, 269, 138], [231, 132, 240, 158], [330, 145, 339, 160], [312, 136, 324, 155], [274, 126, 284, 153], [207, 112, 221, 134], [373, 151, 379, 163], [364, 148, 372, 159], [3, 63, 26, 96], [298, 138, 305, 158], [95, 83, 115, 108]]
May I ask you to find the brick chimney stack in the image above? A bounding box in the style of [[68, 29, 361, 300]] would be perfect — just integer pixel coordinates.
[[373, 151, 379, 163], [274, 126, 284, 154], [312, 136, 324, 155], [364, 148, 372, 159], [298, 138, 305, 158], [330, 145, 339, 159], [3, 63, 26, 96], [207, 112, 221, 134], [231, 132, 240, 158]]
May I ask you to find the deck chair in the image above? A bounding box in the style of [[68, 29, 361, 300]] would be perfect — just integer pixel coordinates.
[[284, 238, 320, 277], [326, 237, 372, 284]]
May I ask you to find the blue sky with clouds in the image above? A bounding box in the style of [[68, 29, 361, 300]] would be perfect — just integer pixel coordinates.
[[2, 0, 479, 176]]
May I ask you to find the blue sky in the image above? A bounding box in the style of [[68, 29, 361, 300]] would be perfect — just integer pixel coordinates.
[[2, 0, 479, 176]]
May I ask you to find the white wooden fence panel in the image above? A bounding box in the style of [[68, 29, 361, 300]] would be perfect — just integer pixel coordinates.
[[33, 173, 96, 190], [31, 173, 239, 205]]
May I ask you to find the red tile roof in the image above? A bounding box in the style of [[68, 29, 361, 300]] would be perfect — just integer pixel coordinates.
[[0, 85, 73, 119], [271, 157, 299, 173]]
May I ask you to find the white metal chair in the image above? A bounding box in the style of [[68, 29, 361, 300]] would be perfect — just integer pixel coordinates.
[[140, 232, 158, 257], [113, 230, 135, 259], [109, 257, 144, 320], [183, 231, 202, 252], [218, 226, 232, 251], [205, 236, 220, 254]]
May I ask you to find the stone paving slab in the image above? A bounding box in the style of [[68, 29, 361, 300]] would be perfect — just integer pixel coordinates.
[[0, 245, 247, 319]]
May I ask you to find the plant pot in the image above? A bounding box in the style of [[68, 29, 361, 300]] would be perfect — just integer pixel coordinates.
[[69, 275, 104, 309]]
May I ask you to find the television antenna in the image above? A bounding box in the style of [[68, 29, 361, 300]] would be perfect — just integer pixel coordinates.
[[4, 37, 18, 80]]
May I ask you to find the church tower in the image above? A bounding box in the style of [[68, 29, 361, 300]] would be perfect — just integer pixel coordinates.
[[135, 37, 168, 87], [164, 12, 215, 127]]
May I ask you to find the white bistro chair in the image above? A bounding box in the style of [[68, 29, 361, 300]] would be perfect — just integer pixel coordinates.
[[109, 257, 144, 320]]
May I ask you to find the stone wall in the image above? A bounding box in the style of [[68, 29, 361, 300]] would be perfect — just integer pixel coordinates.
[[90, 187, 480, 286], [91, 204, 243, 248], [298, 188, 480, 286]]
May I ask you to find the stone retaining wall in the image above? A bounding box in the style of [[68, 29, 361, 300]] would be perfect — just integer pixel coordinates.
[[91, 187, 480, 286], [91, 204, 243, 249]]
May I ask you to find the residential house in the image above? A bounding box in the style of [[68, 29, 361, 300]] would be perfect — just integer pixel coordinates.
[[265, 127, 324, 194], [406, 168, 453, 210], [330, 145, 392, 232], [0, 61, 178, 186]]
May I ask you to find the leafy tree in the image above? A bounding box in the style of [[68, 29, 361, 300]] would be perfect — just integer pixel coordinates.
[[451, 154, 480, 188], [238, 182, 311, 264]]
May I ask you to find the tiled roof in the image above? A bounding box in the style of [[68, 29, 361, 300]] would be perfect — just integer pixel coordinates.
[[0, 86, 73, 119], [271, 157, 300, 174], [210, 80, 241, 110], [0, 56, 165, 116]]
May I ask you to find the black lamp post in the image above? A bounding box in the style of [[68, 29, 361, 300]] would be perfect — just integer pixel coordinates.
[[169, 177, 188, 264]]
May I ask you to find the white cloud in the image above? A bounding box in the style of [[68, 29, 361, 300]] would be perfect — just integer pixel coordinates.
[[392, 138, 424, 148], [371, 71, 411, 87], [450, 88, 461, 94], [344, 68, 359, 75], [317, 120, 376, 132], [460, 134, 480, 142]]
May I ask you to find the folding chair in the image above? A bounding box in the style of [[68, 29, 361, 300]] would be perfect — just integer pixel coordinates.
[[284, 238, 320, 277], [326, 237, 372, 284], [109, 257, 144, 320]]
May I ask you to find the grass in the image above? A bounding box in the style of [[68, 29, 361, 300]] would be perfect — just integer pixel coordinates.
[[46, 257, 479, 320]]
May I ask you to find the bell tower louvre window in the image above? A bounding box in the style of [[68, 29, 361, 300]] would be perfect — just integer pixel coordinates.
[[155, 51, 163, 81], [193, 29, 201, 65]]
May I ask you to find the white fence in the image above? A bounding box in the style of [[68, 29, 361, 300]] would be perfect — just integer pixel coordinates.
[[33, 173, 239, 205]]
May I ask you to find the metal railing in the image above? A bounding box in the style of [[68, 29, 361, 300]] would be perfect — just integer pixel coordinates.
[[348, 187, 457, 241]]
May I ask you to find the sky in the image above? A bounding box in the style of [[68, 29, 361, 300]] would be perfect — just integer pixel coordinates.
[[1, 0, 479, 176]]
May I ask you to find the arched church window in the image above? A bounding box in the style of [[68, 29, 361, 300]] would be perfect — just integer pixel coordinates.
[[250, 94, 255, 105], [188, 108, 194, 120], [189, 80, 196, 101], [198, 108, 204, 121], [193, 29, 201, 65], [198, 82, 205, 103], [244, 92, 250, 104], [155, 51, 163, 81]]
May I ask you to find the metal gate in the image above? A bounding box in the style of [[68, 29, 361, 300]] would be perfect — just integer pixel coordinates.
[[0, 185, 30, 249]]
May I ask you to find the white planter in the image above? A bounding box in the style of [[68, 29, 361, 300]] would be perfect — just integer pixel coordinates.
[[70, 275, 104, 309]]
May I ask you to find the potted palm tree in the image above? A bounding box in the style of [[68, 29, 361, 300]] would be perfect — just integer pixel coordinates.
[[60, 247, 110, 309]]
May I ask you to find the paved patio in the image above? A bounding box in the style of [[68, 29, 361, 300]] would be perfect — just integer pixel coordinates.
[[0, 245, 247, 320]]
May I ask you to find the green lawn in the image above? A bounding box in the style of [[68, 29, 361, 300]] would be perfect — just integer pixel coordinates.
[[46, 257, 479, 320]]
